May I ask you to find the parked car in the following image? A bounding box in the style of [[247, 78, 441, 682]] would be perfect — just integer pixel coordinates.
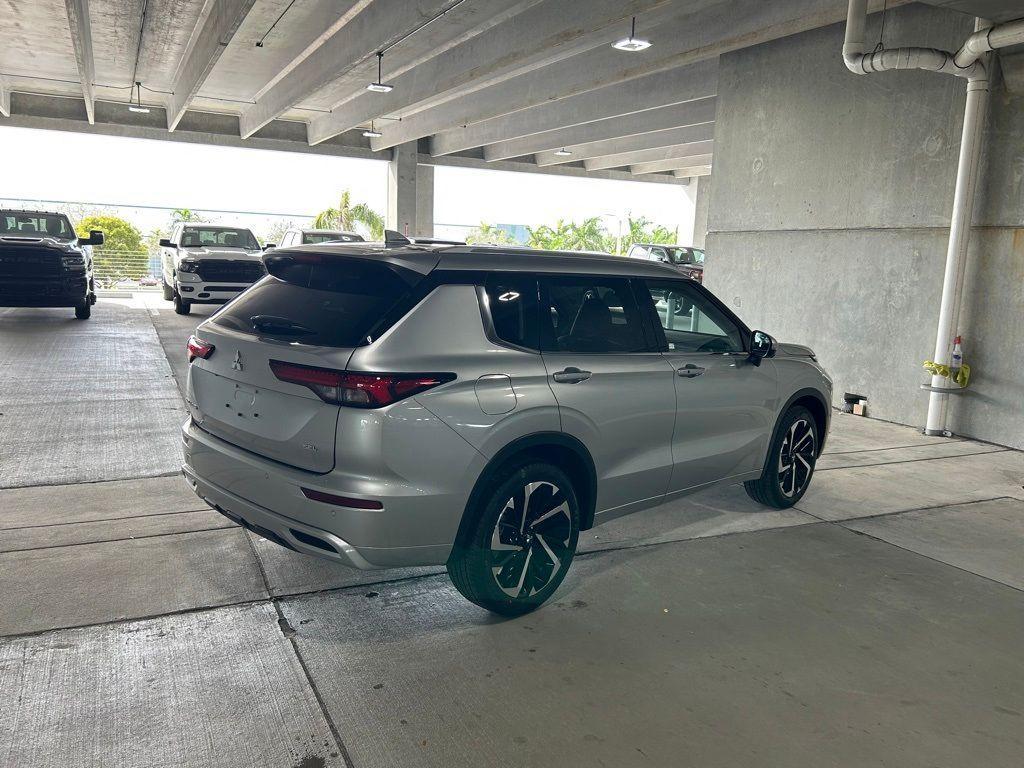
[[138, 275, 159, 287], [181, 242, 831, 615], [0, 209, 103, 319], [269, 228, 365, 249], [627, 243, 705, 283], [160, 224, 266, 315]]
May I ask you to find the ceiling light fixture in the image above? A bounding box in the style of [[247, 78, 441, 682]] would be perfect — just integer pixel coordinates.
[[612, 16, 651, 52], [554, 148, 572, 157], [367, 52, 394, 93], [128, 81, 150, 113], [362, 121, 383, 138]]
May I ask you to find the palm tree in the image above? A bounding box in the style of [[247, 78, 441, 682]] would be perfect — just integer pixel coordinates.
[[312, 190, 385, 239], [171, 208, 205, 223], [528, 218, 610, 252], [466, 222, 515, 245]]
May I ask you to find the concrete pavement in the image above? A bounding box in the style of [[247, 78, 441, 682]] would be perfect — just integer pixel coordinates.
[[0, 299, 1022, 767]]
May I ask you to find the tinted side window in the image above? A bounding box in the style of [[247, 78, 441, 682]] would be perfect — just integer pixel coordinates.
[[639, 279, 745, 354], [484, 275, 538, 350], [539, 276, 648, 353]]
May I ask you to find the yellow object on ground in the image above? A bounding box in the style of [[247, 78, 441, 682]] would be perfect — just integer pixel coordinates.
[[923, 360, 971, 388]]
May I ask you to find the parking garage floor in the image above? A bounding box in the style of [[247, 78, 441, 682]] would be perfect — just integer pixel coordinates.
[[2, 300, 1023, 768]]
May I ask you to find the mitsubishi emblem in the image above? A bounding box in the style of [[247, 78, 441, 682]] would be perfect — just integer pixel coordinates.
[[232, 350, 243, 371]]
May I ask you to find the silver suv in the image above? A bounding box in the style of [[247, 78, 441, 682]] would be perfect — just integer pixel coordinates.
[[181, 241, 831, 614]]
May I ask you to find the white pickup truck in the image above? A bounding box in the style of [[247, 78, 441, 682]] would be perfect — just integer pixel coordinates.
[[160, 224, 266, 315]]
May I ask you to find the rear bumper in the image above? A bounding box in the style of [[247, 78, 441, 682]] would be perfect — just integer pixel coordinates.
[[181, 418, 465, 569]]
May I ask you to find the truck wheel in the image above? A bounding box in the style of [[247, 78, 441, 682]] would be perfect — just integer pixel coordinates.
[[162, 280, 174, 301], [74, 299, 91, 320], [447, 462, 579, 616], [744, 405, 818, 509], [173, 294, 191, 315]]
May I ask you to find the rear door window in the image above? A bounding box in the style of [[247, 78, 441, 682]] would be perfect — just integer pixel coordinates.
[[538, 275, 649, 353], [213, 258, 421, 347]]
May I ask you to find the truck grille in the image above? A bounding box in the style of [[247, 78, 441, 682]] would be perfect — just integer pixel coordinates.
[[0, 246, 62, 278], [196, 260, 265, 283]]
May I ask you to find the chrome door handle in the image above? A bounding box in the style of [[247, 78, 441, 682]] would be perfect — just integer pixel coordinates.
[[552, 367, 592, 384], [676, 364, 706, 378]]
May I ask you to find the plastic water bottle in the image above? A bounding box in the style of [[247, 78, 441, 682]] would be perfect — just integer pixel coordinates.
[[951, 336, 963, 377]]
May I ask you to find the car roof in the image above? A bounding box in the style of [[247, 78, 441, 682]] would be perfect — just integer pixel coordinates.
[[284, 242, 683, 279], [0, 209, 68, 217], [300, 228, 360, 235]]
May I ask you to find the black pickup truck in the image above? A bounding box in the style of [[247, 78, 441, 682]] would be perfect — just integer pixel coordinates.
[[0, 210, 104, 319]]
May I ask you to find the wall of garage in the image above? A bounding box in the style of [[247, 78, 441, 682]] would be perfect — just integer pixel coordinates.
[[704, 2, 1024, 449]]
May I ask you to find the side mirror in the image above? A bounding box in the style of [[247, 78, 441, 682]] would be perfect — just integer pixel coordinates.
[[159, 238, 175, 248], [78, 230, 104, 246], [263, 243, 277, 250], [748, 330, 775, 366]]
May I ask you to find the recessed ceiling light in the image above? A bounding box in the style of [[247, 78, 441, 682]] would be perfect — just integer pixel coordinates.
[[612, 17, 651, 52], [367, 52, 394, 93], [554, 148, 572, 157]]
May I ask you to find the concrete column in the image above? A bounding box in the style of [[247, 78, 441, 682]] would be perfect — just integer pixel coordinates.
[[387, 141, 433, 237], [692, 174, 711, 249], [416, 164, 434, 238]]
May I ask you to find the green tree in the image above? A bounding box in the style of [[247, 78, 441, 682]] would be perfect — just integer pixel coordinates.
[[171, 208, 205, 224], [76, 214, 147, 281], [466, 222, 515, 245], [618, 216, 678, 253], [528, 217, 610, 252], [312, 190, 384, 240]]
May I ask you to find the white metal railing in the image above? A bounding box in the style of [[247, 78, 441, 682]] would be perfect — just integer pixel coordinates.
[[90, 249, 162, 290]]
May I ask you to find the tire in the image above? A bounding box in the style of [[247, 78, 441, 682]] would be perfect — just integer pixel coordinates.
[[447, 462, 580, 615], [744, 405, 818, 508], [74, 299, 91, 320], [162, 280, 174, 301], [173, 293, 191, 315]]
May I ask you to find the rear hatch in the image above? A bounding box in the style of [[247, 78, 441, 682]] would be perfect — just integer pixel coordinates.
[[186, 246, 438, 472]]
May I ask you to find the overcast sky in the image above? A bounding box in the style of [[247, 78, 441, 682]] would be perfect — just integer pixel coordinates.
[[0, 126, 695, 241]]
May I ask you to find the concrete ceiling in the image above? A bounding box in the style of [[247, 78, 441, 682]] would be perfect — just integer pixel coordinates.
[[0, 0, 1019, 180]]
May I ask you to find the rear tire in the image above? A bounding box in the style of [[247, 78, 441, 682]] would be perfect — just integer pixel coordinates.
[[448, 462, 580, 615], [173, 293, 191, 315], [744, 405, 818, 508], [162, 280, 174, 301], [74, 299, 91, 320]]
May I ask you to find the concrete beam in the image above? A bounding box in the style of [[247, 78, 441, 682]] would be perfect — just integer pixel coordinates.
[[238, 0, 453, 139], [307, 0, 674, 146], [423, 59, 718, 157], [584, 141, 714, 172], [535, 123, 716, 167], [376, 0, 909, 153], [62, 0, 96, 124], [631, 155, 713, 175], [418, 152, 688, 185], [669, 166, 712, 179], [167, 0, 257, 131], [0, 78, 9, 118], [484, 98, 716, 162]]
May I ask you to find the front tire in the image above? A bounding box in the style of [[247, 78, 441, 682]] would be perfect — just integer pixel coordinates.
[[744, 405, 818, 508], [173, 293, 191, 315], [74, 299, 91, 319], [448, 462, 580, 615]]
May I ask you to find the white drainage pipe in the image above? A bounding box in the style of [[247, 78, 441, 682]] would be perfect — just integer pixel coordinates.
[[841, 0, 1024, 436]]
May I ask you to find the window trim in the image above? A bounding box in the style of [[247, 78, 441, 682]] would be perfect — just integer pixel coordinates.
[[636, 277, 752, 355]]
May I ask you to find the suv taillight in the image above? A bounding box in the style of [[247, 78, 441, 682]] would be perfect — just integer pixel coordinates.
[[187, 336, 215, 362], [269, 360, 454, 408]]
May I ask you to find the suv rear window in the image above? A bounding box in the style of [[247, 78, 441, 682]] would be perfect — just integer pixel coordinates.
[[213, 258, 419, 347]]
